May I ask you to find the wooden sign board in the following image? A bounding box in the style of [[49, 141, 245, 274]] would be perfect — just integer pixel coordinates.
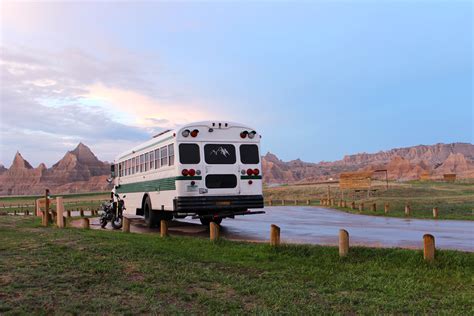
[[420, 172, 431, 181], [443, 174, 456, 182], [339, 172, 373, 189]]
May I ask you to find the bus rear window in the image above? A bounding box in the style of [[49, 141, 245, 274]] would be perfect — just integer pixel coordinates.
[[204, 144, 236, 164], [206, 174, 237, 189], [240, 145, 259, 164], [179, 144, 200, 164]]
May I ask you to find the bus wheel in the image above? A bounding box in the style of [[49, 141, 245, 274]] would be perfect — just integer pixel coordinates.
[[200, 217, 222, 226], [144, 197, 158, 228]]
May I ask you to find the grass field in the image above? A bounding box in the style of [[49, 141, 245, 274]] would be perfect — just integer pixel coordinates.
[[0, 216, 473, 314], [264, 181, 474, 220]]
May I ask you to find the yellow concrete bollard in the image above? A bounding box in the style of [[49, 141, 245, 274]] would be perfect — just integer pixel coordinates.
[[81, 218, 90, 229], [294, 200, 298, 205], [270, 224, 280, 247], [433, 207, 438, 219], [160, 220, 169, 238], [384, 203, 390, 214], [210, 222, 220, 241], [123, 217, 130, 233], [307, 199, 311, 205], [423, 234, 435, 262], [282, 200, 285, 206], [339, 229, 349, 257]]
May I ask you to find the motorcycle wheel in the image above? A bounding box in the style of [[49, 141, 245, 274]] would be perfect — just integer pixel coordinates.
[[100, 217, 108, 229], [111, 215, 123, 229]]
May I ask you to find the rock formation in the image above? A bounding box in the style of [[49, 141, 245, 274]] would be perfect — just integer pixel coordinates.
[[0, 143, 112, 195], [262, 142, 474, 184]]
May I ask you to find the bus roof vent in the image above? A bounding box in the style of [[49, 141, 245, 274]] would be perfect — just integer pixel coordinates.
[[152, 129, 171, 138]]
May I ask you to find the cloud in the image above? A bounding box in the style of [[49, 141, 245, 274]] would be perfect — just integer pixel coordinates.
[[0, 44, 221, 166]]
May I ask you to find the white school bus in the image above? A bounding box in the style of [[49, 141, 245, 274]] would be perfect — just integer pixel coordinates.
[[111, 121, 264, 227]]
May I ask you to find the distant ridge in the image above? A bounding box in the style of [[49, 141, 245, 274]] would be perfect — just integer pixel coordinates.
[[1, 142, 473, 195], [262, 142, 474, 184], [0, 143, 111, 195]]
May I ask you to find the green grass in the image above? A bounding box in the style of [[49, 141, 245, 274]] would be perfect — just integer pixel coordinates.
[[264, 181, 474, 220], [0, 216, 473, 314]]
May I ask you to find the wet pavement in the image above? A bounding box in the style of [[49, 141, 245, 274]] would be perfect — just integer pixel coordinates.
[[73, 206, 474, 252]]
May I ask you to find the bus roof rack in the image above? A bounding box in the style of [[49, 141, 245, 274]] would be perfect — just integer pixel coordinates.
[[152, 129, 172, 138]]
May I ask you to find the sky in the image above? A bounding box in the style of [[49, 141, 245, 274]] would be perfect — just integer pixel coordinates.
[[0, 1, 472, 167]]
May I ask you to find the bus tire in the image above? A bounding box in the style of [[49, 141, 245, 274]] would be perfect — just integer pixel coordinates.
[[144, 197, 158, 228]]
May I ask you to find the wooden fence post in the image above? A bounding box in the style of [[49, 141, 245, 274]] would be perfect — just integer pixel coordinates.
[[282, 200, 285, 206], [210, 222, 220, 241], [270, 224, 280, 246], [433, 207, 438, 219], [339, 229, 349, 257], [371, 203, 376, 212], [351, 201, 356, 210], [123, 217, 130, 233], [306, 199, 311, 205], [358, 203, 364, 212], [294, 200, 298, 205], [80, 209, 84, 217], [81, 218, 90, 229], [56, 197, 65, 228], [269, 200, 272, 206], [160, 220, 169, 238], [342, 200, 347, 208], [423, 234, 435, 262], [67, 210, 71, 218], [384, 203, 390, 214], [405, 205, 411, 216]]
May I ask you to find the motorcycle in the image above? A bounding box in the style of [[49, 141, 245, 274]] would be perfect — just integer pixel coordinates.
[[100, 193, 125, 229]]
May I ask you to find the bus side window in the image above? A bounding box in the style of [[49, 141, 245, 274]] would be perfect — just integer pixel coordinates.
[[136, 156, 139, 173], [154, 149, 160, 169], [140, 154, 144, 172], [160, 146, 168, 166], [149, 151, 154, 169], [145, 153, 149, 172], [168, 144, 174, 166]]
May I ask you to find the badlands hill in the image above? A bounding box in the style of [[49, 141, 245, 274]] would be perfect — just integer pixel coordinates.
[[0, 142, 473, 195], [0, 143, 111, 195], [262, 143, 474, 184]]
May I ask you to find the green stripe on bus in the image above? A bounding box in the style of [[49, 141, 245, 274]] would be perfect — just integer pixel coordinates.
[[241, 175, 262, 180], [116, 177, 177, 193], [175, 176, 202, 180]]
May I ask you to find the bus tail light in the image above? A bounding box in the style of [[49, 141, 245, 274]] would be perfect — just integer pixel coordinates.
[[182, 169, 189, 176], [248, 131, 256, 139], [240, 131, 248, 138], [182, 129, 190, 137], [253, 168, 260, 175], [191, 129, 199, 137], [188, 169, 196, 176], [246, 168, 253, 176]]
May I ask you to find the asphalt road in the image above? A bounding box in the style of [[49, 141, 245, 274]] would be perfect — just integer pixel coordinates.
[[81, 206, 474, 252]]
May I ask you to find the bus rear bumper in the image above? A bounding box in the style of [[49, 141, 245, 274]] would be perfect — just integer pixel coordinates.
[[174, 195, 264, 212]]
